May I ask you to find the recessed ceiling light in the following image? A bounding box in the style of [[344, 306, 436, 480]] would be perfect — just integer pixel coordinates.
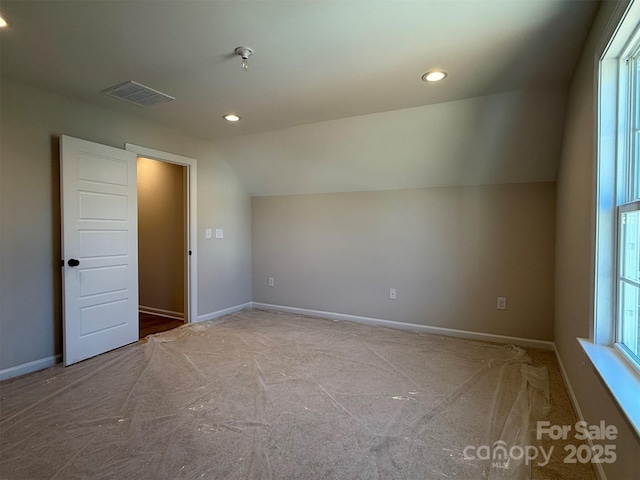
[[0, 15, 9, 28], [422, 70, 447, 82], [223, 114, 241, 122]]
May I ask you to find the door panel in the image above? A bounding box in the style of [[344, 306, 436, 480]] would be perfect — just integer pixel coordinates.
[[61, 135, 138, 365], [79, 265, 129, 297], [78, 230, 128, 256], [78, 192, 128, 220]]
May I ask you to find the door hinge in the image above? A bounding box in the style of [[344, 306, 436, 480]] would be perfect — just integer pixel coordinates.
[[60, 259, 64, 267]]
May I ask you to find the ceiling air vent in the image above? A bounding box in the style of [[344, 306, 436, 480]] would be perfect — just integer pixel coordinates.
[[101, 80, 175, 107]]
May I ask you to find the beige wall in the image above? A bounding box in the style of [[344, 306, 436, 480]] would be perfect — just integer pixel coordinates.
[[555, 1, 640, 478], [0, 79, 252, 371], [137, 157, 185, 316], [253, 183, 555, 340]]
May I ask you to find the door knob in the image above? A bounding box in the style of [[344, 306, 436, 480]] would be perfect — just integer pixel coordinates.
[[67, 259, 80, 267]]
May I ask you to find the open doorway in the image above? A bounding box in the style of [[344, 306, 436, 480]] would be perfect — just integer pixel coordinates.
[[137, 157, 187, 338], [126, 143, 198, 332]]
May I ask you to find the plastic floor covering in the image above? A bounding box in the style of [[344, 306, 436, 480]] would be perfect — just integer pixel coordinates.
[[0, 309, 596, 479]]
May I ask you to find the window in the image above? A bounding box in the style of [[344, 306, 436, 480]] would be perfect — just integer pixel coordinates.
[[586, 0, 640, 437], [613, 25, 640, 369], [594, 0, 640, 370]]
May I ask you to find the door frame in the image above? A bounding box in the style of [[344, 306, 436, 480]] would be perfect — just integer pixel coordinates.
[[125, 144, 197, 324]]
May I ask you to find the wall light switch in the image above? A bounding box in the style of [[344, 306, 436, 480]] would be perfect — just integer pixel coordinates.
[[205, 228, 212, 239], [390, 288, 397, 300], [215, 229, 224, 239], [268, 277, 274, 287], [497, 297, 507, 310]]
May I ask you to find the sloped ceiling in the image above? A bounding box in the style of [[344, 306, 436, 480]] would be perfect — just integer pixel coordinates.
[[0, 0, 599, 193], [214, 88, 569, 195]]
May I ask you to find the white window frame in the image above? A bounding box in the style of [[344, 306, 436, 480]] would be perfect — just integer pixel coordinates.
[[616, 202, 640, 365], [585, 0, 640, 439], [613, 33, 640, 368]]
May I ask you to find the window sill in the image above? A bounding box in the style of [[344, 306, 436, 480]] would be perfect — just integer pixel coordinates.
[[578, 338, 640, 439]]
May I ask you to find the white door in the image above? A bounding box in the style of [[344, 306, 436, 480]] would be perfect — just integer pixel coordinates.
[[61, 135, 139, 366]]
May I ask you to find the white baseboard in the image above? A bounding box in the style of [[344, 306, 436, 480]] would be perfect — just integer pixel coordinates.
[[251, 303, 555, 350], [0, 354, 62, 382], [0, 303, 251, 382], [553, 346, 607, 480], [139, 305, 185, 321], [196, 302, 253, 324]]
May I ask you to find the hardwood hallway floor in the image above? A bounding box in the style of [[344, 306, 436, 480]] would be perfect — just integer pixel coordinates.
[[139, 312, 184, 339]]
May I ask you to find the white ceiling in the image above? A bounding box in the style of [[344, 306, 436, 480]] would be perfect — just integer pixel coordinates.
[[0, 1, 598, 141]]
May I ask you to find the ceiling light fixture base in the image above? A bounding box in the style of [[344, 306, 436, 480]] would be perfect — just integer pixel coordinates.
[[235, 46, 254, 71]]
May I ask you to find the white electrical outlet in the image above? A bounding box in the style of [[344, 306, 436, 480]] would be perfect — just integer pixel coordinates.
[[390, 288, 397, 300], [268, 277, 274, 287], [205, 228, 212, 239], [497, 297, 507, 310], [215, 229, 224, 239]]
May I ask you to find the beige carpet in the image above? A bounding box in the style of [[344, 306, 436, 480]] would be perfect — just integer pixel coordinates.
[[0, 309, 595, 479]]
